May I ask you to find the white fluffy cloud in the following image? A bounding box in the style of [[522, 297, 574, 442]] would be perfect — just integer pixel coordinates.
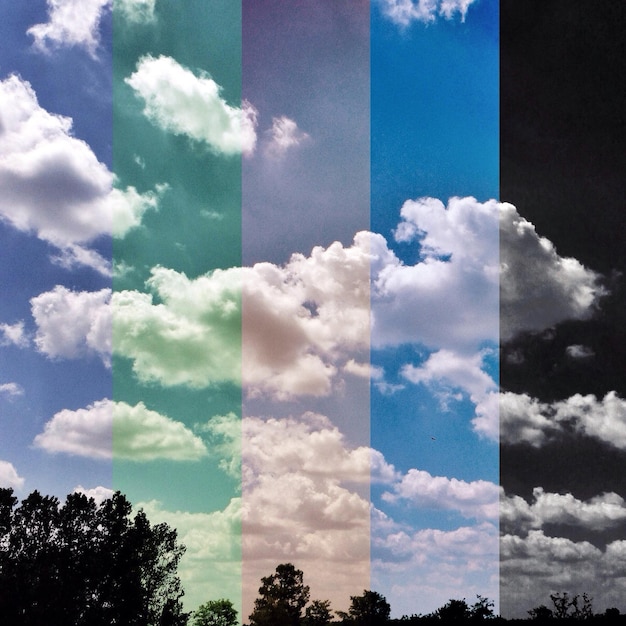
[[502, 488, 626, 533], [0, 382, 24, 397], [500, 203, 606, 341], [501, 530, 626, 618], [264, 116, 310, 159], [378, 0, 476, 26], [0, 321, 29, 348], [111, 183, 167, 238], [501, 391, 626, 449], [115, 0, 155, 23], [31, 286, 111, 366], [566, 344, 595, 359], [126, 55, 258, 156], [73, 484, 114, 504], [33, 399, 207, 461], [0, 460, 25, 489], [27, 0, 110, 56], [383, 468, 499, 520]]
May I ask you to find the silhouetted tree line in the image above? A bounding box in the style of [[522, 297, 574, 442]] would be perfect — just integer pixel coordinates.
[[2, 489, 626, 625]]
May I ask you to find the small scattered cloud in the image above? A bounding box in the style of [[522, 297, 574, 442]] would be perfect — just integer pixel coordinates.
[[111, 183, 167, 238], [0, 321, 29, 348], [126, 55, 258, 156], [378, 0, 477, 27], [264, 116, 310, 159], [72, 484, 114, 504], [0, 382, 24, 398], [500, 204, 606, 341], [0, 460, 25, 489], [115, 0, 155, 23], [31, 286, 111, 366], [566, 344, 595, 360], [34, 399, 207, 462], [501, 390, 626, 449], [27, 0, 111, 57]]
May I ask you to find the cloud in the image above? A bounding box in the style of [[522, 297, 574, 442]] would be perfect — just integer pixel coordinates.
[[0, 460, 25, 489], [401, 348, 498, 440], [378, 0, 477, 27], [264, 116, 310, 159], [199, 412, 241, 479], [0, 75, 111, 272], [72, 484, 114, 504], [500, 391, 626, 449], [31, 286, 111, 366], [373, 197, 499, 354], [27, 0, 110, 57], [126, 55, 258, 156], [566, 344, 595, 359], [372, 516, 498, 617], [0, 321, 29, 348], [500, 203, 606, 341], [33, 399, 207, 461], [500, 530, 626, 618], [115, 0, 155, 23], [111, 183, 167, 238], [0, 382, 24, 397], [502, 488, 626, 534], [383, 468, 499, 521]]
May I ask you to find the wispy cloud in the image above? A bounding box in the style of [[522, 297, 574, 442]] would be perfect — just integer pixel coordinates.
[[378, 0, 477, 27], [264, 116, 310, 159]]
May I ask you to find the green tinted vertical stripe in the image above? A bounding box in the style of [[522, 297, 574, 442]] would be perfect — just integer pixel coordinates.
[[112, 1, 242, 617]]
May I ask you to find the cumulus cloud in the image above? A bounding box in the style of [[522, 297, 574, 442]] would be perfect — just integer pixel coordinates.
[[501, 390, 626, 449], [383, 468, 499, 520], [73, 484, 114, 504], [0, 460, 25, 489], [500, 203, 606, 341], [31, 286, 111, 366], [502, 488, 626, 534], [111, 183, 167, 238], [126, 55, 258, 156], [374, 197, 499, 354], [264, 116, 310, 159], [378, 0, 477, 27], [0, 382, 24, 397], [115, 0, 155, 23], [501, 530, 626, 618], [200, 412, 241, 479], [27, 0, 110, 56], [34, 399, 207, 461], [373, 516, 498, 616], [566, 344, 595, 359], [0, 321, 29, 348]]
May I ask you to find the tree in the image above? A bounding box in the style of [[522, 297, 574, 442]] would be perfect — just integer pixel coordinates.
[[527, 604, 554, 620], [549, 592, 593, 620], [337, 590, 390, 625], [304, 599, 333, 626], [193, 599, 238, 626], [248, 563, 310, 626], [0, 488, 188, 626], [469, 595, 495, 620], [434, 599, 471, 622]]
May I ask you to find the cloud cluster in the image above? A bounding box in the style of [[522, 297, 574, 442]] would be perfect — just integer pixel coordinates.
[[126, 55, 258, 156], [33, 399, 206, 461], [264, 116, 310, 159], [383, 468, 499, 520], [27, 0, 110, 56], [31, 286, 111, 366], [378, 0, 477, 27], [115, 0, 155, 23], [73, 484, 114, 504], [501, 531, 626, 617], [500, 203, 606, 341], [0, 460, 25, 489], [500, 390, 626, 449], [502, 488, 626, 534]]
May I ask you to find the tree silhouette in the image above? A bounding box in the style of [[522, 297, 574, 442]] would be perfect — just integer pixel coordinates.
[[193, 599, 238, 626], [248, 563, 310, 626], [338, 590, 391, 625], [0, 488, 188, 626], [304, 599, 333, 626]]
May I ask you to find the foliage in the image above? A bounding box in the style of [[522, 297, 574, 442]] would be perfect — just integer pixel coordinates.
[[304, 599, 334, 626], [337, 589, 391, 625], [549, 592, 594, 620], [248, 563, 311, 626], [527, 605, 554, 620], [0, 488, 187, 626], [193, 599, 238, 626]]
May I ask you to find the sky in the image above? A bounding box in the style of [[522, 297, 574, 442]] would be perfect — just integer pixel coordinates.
[[0, 0, 623, 623]]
